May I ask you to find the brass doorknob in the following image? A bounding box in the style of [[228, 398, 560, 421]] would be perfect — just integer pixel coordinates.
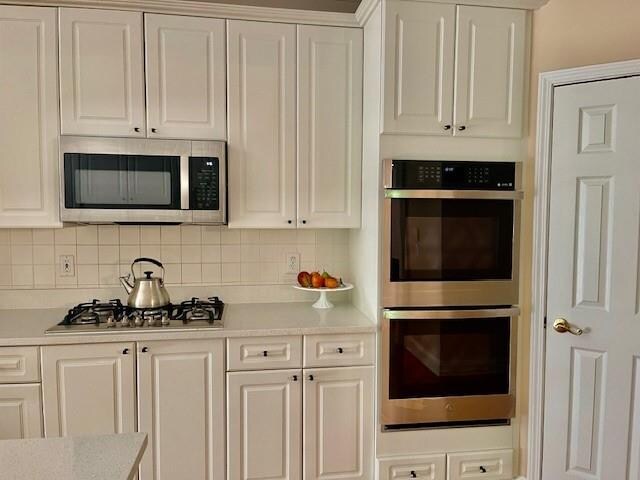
[[553, 318, 583, 336]]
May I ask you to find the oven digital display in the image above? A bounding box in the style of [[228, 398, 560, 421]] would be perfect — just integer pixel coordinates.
[[392, 160, 516, 190]]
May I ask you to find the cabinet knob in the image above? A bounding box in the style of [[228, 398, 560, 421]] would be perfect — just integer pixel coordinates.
[[337, 347, 344, 354], [292, 375, 298, 382], [134, 127, 140, 133], [263, 350, 268, 357], [457, 125, 467, 131], [479, 466, 487, 474], [410, 471, 417, 478], [141, 346, 149, 353], [308, 374, 314, 381], [287, 220, 292, 224], [122, 348, 129, 355], [301, 220, 307, 225], [151, 128, 157, 133], [443, 125, 452, 131]]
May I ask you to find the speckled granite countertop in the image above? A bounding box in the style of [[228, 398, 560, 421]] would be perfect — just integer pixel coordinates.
[[0, 302, 376, 346], [0, 433, 147, 480]]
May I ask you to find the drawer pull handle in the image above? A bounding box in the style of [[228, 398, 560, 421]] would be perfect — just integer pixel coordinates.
[[141, 347, 149, 353], [122, 348, 129, 355], [308, 374, 314, 381], [263, 350, 268, 357], [337, 347, 344, 354], [479, 466, 487, 473], [410, 471, 417, 478]]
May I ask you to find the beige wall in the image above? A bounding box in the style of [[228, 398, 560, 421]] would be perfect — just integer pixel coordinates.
[[519, 0, 640, 474]]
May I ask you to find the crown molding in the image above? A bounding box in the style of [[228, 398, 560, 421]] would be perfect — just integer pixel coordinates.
[[3, 0, 361, 27], [355, 0, 378, 25]]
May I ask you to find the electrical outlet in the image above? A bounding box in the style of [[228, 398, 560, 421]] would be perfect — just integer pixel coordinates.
[[60, 255, 75, 277], [285, 253, 300, 274]]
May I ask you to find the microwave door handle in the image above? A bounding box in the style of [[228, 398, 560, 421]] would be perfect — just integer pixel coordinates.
[[180, 155, 189, 210]]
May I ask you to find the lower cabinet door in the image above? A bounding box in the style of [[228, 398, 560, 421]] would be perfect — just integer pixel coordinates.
[[0, 383, 43, 439], [304, 366, 374, 480], [227, 369, 302, 480], [41, 343, 136, 437], [378, 454, 447, 480], [137, 339, 225, 480]]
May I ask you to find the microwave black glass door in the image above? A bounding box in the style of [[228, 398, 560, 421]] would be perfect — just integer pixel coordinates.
[[390, 198, 514, 282], [64, 154, 181, 209], [388, 316, 511, 399]]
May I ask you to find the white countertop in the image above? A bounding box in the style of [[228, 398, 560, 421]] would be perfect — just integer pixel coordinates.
[[0, 433, 147, 480], [0, 302, 376, 346]]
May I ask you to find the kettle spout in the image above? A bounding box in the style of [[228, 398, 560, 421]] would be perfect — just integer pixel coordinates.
[[119, 274, 134, 294]]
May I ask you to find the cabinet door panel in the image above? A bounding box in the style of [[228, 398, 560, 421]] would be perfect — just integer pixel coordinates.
[[0, 384, 43, 440], [227, 20, 296, 228], [0, 5, 60, 227], [297, 25, 362, 228], [41, 343, 136, 437], [138, 339, 224, 480], [145, 14, 226, 140], [227, 369, 302, 480], [454, 6, 527, 138], [383, 1, 455, 135], [59, 8, 145, 137], [304, 366, 374, 480]]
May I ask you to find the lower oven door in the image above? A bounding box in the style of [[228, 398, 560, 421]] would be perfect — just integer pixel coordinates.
[[381, 308, 518, 427]]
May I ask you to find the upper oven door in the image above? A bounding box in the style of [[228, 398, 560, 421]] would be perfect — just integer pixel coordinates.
[[383, 159, 522, 307]]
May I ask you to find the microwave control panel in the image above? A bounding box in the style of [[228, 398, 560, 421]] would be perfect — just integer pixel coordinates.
[[391, 160, 516, 190], [189, 157, 219, 210]]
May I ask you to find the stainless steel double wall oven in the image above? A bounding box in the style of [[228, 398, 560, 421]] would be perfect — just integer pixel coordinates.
[[381, 159, 522, 427]]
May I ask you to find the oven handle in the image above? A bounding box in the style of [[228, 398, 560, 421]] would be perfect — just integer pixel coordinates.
[[384, 189, 523, 200], [383, 307, 521, 320]]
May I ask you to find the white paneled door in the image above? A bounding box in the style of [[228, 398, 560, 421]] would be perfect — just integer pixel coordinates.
[[59, 8, 145, 137], [297, 25, 363, 229], [0, 5, 60, 228], [454, 6, 527, 138], [382, 1, 456, 135], [227, 20, 297, 228], [543, 76, 640, 479], [145, 14, 226, 140]]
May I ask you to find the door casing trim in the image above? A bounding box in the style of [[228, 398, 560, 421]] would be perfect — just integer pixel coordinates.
[[529, 58, 640, 480]]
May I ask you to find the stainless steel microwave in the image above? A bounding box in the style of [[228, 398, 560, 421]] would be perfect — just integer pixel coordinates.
[[60, 136, 226, 224]]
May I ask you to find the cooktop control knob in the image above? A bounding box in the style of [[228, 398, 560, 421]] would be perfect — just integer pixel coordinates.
[[161, 313, 170, 326], [134, 314, 144, 327]]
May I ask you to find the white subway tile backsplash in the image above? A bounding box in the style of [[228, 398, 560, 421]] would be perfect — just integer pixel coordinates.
[[0, 228, 352, 290]]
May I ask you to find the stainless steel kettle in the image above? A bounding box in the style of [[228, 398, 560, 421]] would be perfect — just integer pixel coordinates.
[[119, 258, 171, 309]]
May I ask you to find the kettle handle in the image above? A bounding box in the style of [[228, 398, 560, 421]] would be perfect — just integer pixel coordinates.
[[131, 258, 165, 282]]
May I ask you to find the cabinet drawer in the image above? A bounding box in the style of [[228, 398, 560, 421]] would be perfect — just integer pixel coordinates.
[[304, 333, 374, 367], [378, 454, 446, 480], [447, 450, 513, 480], [0, 347, 39, 383], [227, 336, 302, 371]]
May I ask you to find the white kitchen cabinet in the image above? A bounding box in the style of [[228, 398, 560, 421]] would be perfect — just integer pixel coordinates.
[[137, 339, 225, 480], [145, 14, 226, 140], [59, 8, 145, 137], [0, 384, 43, 440], [227, 20, 297, 228], [447, 449, 513, 480], [454, 6, 527, 138], [382, 2, 527, 139], [304, 366, 374, 480], [378, 454, 447, 480], [382, 1, 456, 136], [227, 369, 302, 480], [41, 343, 136, 437], [297, 25, 363, 228], [0, 5, 61, 228]]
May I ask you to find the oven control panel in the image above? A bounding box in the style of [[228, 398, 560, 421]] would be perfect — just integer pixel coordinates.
[[391, 160, 516, 190], [189, 157, 220, 210]]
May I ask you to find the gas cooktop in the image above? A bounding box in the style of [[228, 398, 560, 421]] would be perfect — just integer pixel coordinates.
[[45, 297, 225, 335]]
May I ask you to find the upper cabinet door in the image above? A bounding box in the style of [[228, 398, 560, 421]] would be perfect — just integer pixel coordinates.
[[383, 1, 456, 135], [0, 5, 61, 228], [145, 14, 226, 140], [227, 20, 297, 228], [454, 6, 527, 138], [297, 26, 363, 229], [59, 8, 145, 137]]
